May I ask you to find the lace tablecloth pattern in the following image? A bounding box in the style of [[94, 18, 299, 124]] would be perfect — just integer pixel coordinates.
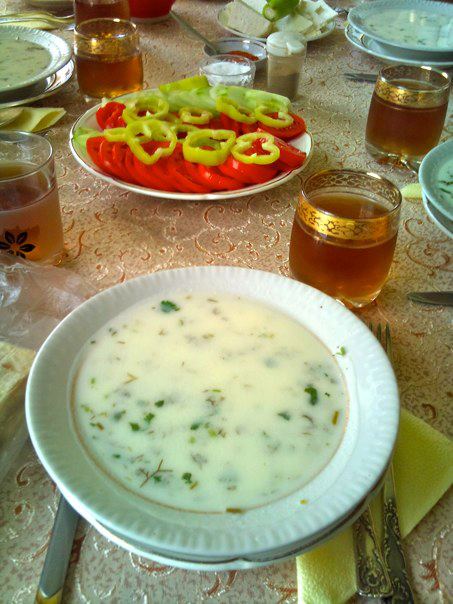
[[0, 1, 452, 602]]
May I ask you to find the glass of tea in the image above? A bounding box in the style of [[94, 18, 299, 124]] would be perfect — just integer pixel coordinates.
[[365, 65, 450, 168], [74, 0, 130, 25], [74, 18, 143, 99], [0, 131, 64, 264], [289, 169, 401, 308]]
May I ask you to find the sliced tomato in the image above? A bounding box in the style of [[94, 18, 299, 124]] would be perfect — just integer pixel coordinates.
[[86, 136, 105, 169], [98, 140, 131, 181], [96, 102, 126, 129], [240, 122, 259, 135], [196, 164, 243, 191], [219, 113, 241, 135], [208, 117, 224, 130], [219, 156, 277, 185], [166, 152, 210, 193], [257, 113, 306, 140], [273, 137, 306, 170]]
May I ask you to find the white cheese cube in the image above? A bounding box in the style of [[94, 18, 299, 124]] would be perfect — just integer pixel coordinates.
[[224, 1, 274, 37], [275, 13, 313, 34]]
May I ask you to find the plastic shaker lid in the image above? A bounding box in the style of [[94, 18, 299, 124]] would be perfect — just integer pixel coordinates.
[[266, 32, 306, 57]]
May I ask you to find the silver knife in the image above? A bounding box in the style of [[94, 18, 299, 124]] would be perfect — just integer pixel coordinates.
[[407, 291, 453, 307], [35, 496, 79, 604]]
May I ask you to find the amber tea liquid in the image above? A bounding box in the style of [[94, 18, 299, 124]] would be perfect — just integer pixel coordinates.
[[74, 0, 130, 24], [76, 52, 143, 98], [0, 162, 64, 262], [289, 192, 398, 307], [366, 79, 448, 163]]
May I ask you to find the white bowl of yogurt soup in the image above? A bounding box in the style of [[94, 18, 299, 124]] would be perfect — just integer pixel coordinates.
[[26, 267, 399, 566], [0, 27, 72, 100]]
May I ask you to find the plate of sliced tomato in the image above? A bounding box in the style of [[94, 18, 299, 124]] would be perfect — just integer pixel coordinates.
[[69, 88, 312, 201]]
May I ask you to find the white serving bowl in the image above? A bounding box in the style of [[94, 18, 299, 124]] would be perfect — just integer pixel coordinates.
[[203, 37, 267, 72], [26, 267, 399, 567]]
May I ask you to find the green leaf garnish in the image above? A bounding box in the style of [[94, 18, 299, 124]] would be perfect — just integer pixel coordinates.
[[190, 422, 201, 430], [113, 410, 126, 421], [154, 400, 165, 407], [304, 386, 318, 405], [144, 413, 155, 424], [129, 422, 140, 431], [160, 300, 180, 313], [182, 472, 192, 484], [336, 346, 347, 356], [113, 453, 121, 459], [277, 412, 291, 421]]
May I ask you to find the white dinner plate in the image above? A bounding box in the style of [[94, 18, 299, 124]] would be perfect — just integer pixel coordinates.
[[348, 0, 453, 55], [0, 26, 72, 98], [26, 267, 399, 564], [422, 190, 453, 239], [419, 139, 453, 222], [217, 3, 336, 43], [69, 89, 313, 201], [345, 24, 453, 69]]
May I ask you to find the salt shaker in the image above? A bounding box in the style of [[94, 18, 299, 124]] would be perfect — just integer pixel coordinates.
[[266, 32, 306, 100]]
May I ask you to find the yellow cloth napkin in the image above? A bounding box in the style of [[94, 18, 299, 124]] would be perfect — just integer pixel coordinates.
[[0, 107, 66, 132], [296, 409, 453, 604]]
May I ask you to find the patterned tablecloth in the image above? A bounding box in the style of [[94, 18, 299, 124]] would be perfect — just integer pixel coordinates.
[[0, 1, 452, 602]]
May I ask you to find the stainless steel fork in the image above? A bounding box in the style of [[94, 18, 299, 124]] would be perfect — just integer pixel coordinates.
[[371, 323, 415, 603]]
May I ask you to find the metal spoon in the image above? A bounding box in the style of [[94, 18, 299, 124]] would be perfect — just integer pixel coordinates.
[[0, 108, 23, 128], [170, 10, 218, 54]]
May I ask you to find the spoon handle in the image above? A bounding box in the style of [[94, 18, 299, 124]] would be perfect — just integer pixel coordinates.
[[170, 10, 218, 54]]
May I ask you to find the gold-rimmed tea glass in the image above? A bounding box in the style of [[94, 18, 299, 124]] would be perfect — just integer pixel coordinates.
[[365, 65, 450, 168], [289, 169, 401, 308], [0, 131, 64, 264], [74, 18, 143, 99]]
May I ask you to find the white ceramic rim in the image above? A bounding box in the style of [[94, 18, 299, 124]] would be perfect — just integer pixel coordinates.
[[348, 0, 453, 54], [419, 139, 453, 222], [69, 89, 313, 201], [422, 190, 453, 239], [0, 26, 72, 94], [345, 25, 453, 68], [0, 60, 74, 110], [217, 4, 336, 43], [26, 267, 399, 559]]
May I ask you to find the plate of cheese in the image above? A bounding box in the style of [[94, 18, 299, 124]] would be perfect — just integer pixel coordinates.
[[218, 0, 337, 42]]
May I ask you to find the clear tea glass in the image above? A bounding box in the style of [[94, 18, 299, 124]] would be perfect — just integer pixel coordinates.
[[0, 131, 64, 264], [365, 65, 450, 167], [289, 170, 402, 308], [74, 18, 143, 99], [200, 55, 256, 87], [74, 0, 130, 25]]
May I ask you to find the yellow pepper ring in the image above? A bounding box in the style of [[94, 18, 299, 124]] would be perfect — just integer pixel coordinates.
[[183, 129, 236, 166], [255, 105, 293, 129], [179, 107, 212, 125], [216, 97, 257, 124], [231, 132, 280, 165], [104, 119, 177, 165], [122, 96, 170, 124]]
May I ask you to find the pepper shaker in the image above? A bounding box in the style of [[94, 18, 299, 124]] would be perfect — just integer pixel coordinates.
[[266, 32, 306, 100]]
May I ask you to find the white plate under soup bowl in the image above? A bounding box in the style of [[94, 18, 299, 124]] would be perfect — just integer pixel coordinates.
[[26, 267, 399, 563]]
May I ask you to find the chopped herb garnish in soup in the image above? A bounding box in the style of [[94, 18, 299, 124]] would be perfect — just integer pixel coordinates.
[[73, 293, 348, 513], [0, 39, 51, 89]]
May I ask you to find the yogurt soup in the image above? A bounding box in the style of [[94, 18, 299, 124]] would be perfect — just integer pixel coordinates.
[[0, 38, 51, 89], [73, 294, 348, 513]]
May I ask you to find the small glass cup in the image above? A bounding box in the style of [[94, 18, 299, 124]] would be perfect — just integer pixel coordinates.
[[129, 0, 175, 21], [74, 18, 143, 99], [74, 0, 130, 25], [0, 131, 64, 264], [365, 65, 450, 168], [200, 54, 256, 87], [289, 169, 402, 308]]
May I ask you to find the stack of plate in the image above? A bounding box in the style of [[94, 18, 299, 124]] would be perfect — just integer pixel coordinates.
[[419, 140, 453, 239], [0, 26, 73, 110], [26, 267, 399, 569], [346, 0, 453, 69]]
